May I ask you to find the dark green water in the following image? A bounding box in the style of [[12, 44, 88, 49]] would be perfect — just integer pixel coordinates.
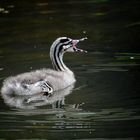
[[0, 0, 140, 139]]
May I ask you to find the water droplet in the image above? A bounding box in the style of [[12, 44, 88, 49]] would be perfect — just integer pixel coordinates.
[[130, 56, 134, 59], [83, 30, 86, 34]]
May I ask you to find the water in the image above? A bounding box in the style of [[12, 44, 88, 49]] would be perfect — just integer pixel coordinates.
[[0, 0, 140, 139]]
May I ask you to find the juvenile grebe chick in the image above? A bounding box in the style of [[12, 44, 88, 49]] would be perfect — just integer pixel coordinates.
[[1, 37, 87, 96]]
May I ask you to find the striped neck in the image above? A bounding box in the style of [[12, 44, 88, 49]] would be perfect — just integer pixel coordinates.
[[50, 39, 69, 71]]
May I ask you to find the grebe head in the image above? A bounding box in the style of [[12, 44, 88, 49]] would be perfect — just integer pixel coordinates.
[[50, 37, 87, 71], [50, 37, 87, 54]]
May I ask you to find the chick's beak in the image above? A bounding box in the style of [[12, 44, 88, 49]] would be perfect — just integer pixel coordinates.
[[72, 37, 87, 53]]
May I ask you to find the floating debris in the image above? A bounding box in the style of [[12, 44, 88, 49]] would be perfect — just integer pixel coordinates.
[[0, 7, 9, 14], [0, 68, 4, 71], [130, 56, 134, 60], [30, 67, 33, 70], [37, 3, 48, 6], [3, 10, 9, 14], [83, 30, 87, 34], [7, 5, 15, 8], [0, 8, 5, 12]]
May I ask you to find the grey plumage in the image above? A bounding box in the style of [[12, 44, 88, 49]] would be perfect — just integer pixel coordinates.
[[1, 37, 87, 96]]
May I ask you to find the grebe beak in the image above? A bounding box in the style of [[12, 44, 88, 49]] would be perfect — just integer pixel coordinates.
[[72, 37, 87, 53]]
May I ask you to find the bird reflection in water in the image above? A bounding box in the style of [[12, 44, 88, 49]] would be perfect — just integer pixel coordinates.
[[1, 84, 80, 109]]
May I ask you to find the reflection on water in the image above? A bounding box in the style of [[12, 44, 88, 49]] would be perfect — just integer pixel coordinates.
[[1, 84, 75, 109], [0, 0, 140, 139]]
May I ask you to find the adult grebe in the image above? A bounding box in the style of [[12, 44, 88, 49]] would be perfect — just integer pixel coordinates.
[[1, 37, 87, 96]]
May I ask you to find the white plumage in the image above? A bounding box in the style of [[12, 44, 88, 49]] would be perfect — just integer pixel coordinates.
[[1, 37, 87, 96]]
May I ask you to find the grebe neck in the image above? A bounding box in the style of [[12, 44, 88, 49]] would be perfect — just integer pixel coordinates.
[[50, 43, 69, 71]]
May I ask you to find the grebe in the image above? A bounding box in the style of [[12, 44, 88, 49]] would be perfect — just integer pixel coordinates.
[[1, 37, 87, 96]]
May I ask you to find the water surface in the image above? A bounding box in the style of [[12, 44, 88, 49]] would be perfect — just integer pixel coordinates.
[[0, 0, 140, 139]]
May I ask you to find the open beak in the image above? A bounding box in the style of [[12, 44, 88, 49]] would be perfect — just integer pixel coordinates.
[[72, 37, 87, 53]]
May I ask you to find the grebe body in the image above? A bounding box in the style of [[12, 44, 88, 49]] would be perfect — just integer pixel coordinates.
[[1, 37, 87, 96]]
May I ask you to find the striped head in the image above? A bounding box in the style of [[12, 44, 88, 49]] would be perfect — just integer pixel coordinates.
[[50, 37, 87, 71], [50, 37, 87, 54]]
